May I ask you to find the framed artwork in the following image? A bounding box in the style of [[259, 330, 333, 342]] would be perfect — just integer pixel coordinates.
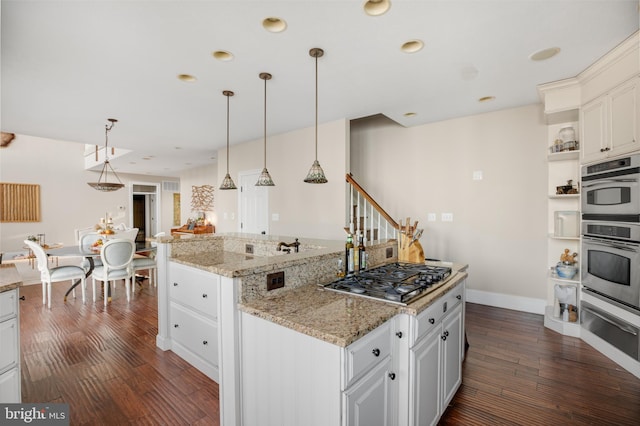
[[173, 193, 181, 226]]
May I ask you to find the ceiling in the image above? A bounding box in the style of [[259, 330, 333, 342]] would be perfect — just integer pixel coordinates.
[[2, 1, 638, 178]]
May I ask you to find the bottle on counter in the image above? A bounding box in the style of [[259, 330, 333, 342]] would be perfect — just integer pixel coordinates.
[[346, 233, 354, 273], [358, 235, 366, 270], [353, 232, 360, 271]]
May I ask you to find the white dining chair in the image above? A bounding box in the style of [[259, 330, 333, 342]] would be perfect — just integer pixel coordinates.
[[79, 231, 104, 270], [131, 231, 163, 291], [24, 239, 86, 308], [91, 239, 135, 306], [117, 227, 139, 241]]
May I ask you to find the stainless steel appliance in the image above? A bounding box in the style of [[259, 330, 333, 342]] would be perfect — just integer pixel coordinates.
[[581, 154, 640, 222], [581, 300, 639, 361], [581, 221, 640, 312], [323, 262, 452, 305]]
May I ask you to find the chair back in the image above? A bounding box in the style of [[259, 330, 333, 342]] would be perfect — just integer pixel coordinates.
[[80, 232, 103, 251], [24, 239, 50, 274], [100, 239, 136, 273], [118, 228, 139, 241], [75, 226, 95, 244]]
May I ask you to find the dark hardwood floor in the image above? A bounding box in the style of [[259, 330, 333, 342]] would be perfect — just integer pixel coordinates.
[[18, 280, 640, 425]]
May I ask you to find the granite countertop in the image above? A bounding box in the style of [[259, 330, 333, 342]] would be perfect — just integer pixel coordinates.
[[0, 264, 23, 293], [239, 268, 468, 347]]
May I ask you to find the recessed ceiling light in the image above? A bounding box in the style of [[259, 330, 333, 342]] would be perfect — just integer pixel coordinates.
[[404, 112, 417, 117], [142, 157, 152, 161], [529, 47, 561, 61], [401, 40, 423, 53], [174, 147, 182, 150], [262, 17, 287, 33], [177, 74, 196, 82], [364, 0, 391, 16], [478, 96, 496, 103], [212, 50, 234, 61]]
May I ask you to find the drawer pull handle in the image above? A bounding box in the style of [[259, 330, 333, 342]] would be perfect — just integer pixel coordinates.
[[428, 318, 435, 324], [372, 348, 380, 357], [173, 282, 178, 287], [173, 324, 179, 328], [456, 295, 462, 300], [203, 341, 208, 345], [396, 331, 403, 339], [202, 294, 208, 298], [388, 372, 396, 380]]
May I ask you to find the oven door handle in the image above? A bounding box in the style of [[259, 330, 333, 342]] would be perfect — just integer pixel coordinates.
[[582, 306, 638, 336], [584, 239, 639, 252], [582, 178, 638, 188]]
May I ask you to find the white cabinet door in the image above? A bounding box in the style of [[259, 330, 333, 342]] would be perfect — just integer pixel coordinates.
[[609, 79, 639, 157], [410, 326, 441, 426], [581, 97, 607, 164], [0, 317, 18, 375], [0, 368, 21, 403], [441, 304, 463, 410], [344, 357, 394, 426]]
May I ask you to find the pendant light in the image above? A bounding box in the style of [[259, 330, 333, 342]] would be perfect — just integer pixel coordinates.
[[255, 72, 275, 186], [87, 118, 125, 192], [219, 90, 237, 190], [304, 47, 328, 184]]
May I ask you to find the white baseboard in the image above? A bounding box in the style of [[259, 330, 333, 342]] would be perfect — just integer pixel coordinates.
[[466, 289, 546, 315]]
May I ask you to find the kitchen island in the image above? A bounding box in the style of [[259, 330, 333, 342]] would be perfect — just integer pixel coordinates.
[[155, 233, 467, 426], [0, 264, 22, 402]]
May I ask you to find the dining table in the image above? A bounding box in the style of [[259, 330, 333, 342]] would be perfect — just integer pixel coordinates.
[[46, 242, 155, 302]]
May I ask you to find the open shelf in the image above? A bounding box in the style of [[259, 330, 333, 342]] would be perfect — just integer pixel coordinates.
[[544, 306, 581, 337], [549, 194, 580, 199], [547, 150, 580, 161]]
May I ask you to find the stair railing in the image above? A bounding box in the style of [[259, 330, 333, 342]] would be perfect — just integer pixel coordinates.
[[345, 173, 398, 243]]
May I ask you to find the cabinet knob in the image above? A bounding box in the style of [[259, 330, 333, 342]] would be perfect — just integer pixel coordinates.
[[456, 295, 462, 300], [19, 296, 26, 301], [203, 341, 208, 345], [388, 372, 396, 380], [202, 294, 208, 298], [173, 324, 179, 328], [396, 331, 403, 339], [173, 282, 178, 286], [443, 330, 450, 337], [372, 348, 380, 357], [429, 318, 435, 324], [441, 334, 447, 341]]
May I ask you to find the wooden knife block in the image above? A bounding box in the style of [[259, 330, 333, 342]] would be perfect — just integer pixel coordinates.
[[398, 234, 425, 263]]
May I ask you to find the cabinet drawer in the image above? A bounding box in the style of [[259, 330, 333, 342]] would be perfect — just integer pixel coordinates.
[[0, 317, 19, 374], [0, 289, 18, 323], [414, 283, 463, 346], [170, 302, 218, 366], [0, 367, 21, 403], [169, 263, 219, 318], [344, 321, 391, 388]]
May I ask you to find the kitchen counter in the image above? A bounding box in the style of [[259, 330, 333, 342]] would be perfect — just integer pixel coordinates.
[[239, 267, 467, 347], [0, 263, 22, 293]]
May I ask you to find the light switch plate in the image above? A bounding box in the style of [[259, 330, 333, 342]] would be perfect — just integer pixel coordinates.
[[427, 213, 437, 222], [473, 170, 483, 180], [441, 213, 454, 222]]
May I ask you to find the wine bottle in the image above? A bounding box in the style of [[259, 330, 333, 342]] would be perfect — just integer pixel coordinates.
[[358, 235, 366, 270], [346, 234, 354, 273]]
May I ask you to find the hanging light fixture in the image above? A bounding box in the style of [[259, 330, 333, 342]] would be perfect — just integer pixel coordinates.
[[87, 118, 125, 192], [219, 90, 237, 190], [256, 72, 275, 187], [304, 47, 328, 184]]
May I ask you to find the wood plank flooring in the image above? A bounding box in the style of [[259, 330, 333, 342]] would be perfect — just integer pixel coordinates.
[[18, 281, 640, 425]]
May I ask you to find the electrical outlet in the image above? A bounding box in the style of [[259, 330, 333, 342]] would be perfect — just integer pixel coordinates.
[[245, 244, 254, 254], [427, 213, 436, 222], [472, 170, 483, 180], [267, 271, 285, 291], [386, 247, 393, 258], [441, 213, 454, 222]]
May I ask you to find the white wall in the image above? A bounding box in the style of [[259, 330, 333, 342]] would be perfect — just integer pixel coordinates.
[[351, 105, 548, 303], [0, 135, 177, 254], [179, 164, 218, 226], [215, 119, 349, 240]]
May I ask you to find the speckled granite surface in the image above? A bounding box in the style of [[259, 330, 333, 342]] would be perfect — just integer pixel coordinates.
[[240, 270, 467, 347], [0, 264, 23, 293]]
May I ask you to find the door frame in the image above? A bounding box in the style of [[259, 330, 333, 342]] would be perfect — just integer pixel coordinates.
[[128, 182, 161, 239]]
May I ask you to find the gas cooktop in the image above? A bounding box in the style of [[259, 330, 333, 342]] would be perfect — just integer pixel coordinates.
[[323, 262, 453, 305]]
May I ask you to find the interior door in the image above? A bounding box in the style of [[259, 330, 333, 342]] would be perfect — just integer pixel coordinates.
[[238, 171, 269, 234]]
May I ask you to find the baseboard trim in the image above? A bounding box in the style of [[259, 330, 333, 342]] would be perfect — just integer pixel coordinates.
[[466, 289, 546, 315]]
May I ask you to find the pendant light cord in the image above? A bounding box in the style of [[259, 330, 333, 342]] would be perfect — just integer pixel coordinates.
[[264, 76, 267, 168], [226, 93, 230, 174], [314, 53, 318, 161]]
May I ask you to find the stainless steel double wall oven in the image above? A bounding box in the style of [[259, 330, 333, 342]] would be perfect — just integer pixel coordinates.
[[580, 154, 640, 361]]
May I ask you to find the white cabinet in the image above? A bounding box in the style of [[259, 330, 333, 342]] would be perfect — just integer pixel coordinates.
[[408, 284, 464, 426], [167, 262, 220, 381], [581, 77, 640, 164], [343, 357, 394, 426], [0, 289, 21, 403]]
